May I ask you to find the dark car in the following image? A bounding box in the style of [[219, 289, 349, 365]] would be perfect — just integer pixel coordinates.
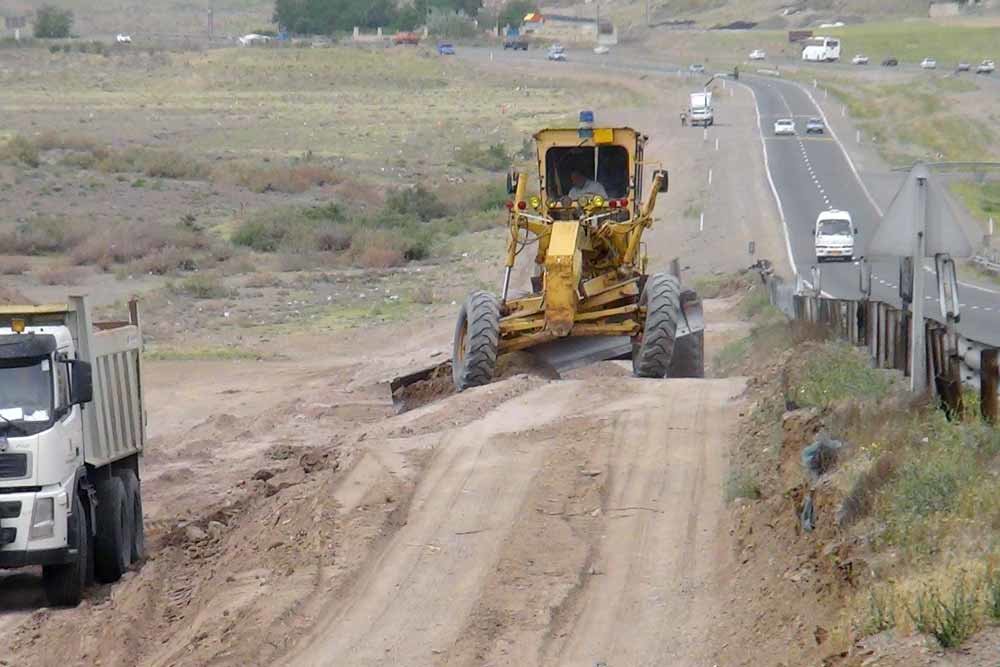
[[437, 42, 455, 55], [882, 57, 898, 66], [957, 62, 971, 72]]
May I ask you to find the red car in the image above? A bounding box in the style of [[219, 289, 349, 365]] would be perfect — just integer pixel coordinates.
[[393, 32, 420, 45]]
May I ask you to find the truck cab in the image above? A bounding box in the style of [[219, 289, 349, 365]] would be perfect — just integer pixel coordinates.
[[0, 297, 145, 606], [814, 209, 857, 262], [688, 92, 713, 127]]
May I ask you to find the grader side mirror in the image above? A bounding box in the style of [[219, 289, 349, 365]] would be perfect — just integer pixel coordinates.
[[506, 169, 518, 195], [652, 169, 669, 193]]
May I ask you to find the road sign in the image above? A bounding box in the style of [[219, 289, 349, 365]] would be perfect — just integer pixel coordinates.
[[5, 16, 28, 29], [867, 164, 973, 259]]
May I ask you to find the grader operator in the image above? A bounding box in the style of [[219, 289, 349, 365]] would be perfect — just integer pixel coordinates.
[[450, 111, 705, 391]]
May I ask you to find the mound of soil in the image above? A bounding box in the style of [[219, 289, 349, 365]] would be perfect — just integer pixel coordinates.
[[0, 287, 31, 305]]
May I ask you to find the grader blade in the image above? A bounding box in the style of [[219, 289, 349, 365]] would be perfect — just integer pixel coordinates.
[[528, 335, 632, 372]]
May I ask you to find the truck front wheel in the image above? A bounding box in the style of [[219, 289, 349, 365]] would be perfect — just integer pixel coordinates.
[[94, 476, 132, 583], [41, 499, 89, 607]]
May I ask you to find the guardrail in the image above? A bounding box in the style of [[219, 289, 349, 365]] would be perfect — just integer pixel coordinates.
[[760, 272, 999, 423], [972, 250, 1000, 275]]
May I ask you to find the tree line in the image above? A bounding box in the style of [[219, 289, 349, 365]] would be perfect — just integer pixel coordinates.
[[273, 0, 536, 34]]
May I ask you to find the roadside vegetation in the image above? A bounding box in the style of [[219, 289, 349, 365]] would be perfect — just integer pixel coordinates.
[[718, 275, 1000, 657]]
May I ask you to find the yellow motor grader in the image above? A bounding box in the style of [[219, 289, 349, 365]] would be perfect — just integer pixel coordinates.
[[450, 111, 705, 391]]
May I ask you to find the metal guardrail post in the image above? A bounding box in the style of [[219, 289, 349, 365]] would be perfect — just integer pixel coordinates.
[[943, 353, 964, 419], [983, 350, 999, 425], [901, 311, 911, 377]]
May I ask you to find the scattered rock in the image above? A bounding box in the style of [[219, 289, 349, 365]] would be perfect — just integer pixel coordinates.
[[252, 469, 275, 482], [207, 520, 226, 540], [184, 525, 208, 542]]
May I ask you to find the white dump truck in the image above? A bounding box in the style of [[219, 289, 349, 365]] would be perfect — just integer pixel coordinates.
[[688, 91, 713, 127], [0, 296, 145, 606]]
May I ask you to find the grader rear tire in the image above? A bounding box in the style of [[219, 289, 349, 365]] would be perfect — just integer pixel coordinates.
[[669, 330, 705, 378], [452, 291, 501, 391], [633, 273, 681, 378]]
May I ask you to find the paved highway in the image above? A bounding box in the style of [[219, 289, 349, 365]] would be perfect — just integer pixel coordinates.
[[741, 75, 1000, 346], [460, 46, 1000, 345]]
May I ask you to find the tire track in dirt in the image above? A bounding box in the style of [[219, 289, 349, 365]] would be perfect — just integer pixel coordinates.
[[279, 376, 744, 666]]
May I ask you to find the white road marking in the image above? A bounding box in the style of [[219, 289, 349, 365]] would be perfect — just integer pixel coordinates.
[[743, 82, 798, 275]]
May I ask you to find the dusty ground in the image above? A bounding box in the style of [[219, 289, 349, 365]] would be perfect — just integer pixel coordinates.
[[0, 45, 785, 666]]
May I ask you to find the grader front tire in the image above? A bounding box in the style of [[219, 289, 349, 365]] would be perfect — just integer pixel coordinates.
[[452, 291, 501, 391], [633, 273, 681, 378]]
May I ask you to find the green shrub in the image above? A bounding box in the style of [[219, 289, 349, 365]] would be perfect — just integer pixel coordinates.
[[862, 586, 897, 636], [470, 181, 509, 212], [385, 185, 450, 221], [34, 5, 73, 39], [232, 204, 346, 252], [796, 343, 890, 408], [907, 579, 979, 648], [455, 142, 509, 171], [724, 470, 761, 502], [0, 135, 40, 167], [0, 216, 87, 255], [175, 273, 231, 299]]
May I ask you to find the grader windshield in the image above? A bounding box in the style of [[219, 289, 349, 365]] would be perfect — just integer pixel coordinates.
[[534, 128, 644, 211]]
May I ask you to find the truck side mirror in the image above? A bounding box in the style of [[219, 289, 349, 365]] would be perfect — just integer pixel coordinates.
[[854, 227, 859, 235], [506, 169, 518, 195], [69, 360, 93, 405], [652, 169, 668, 193]]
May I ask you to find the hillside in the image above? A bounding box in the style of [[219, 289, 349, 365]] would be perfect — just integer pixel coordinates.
[[2, 0, 272, 39]]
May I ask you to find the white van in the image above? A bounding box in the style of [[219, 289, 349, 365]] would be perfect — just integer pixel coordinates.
[[814, 209, 856, 262], [688, 91, 713, 127]]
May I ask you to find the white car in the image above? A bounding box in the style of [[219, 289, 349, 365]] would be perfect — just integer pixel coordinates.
[[851, 54, 869, 65], [815, 209, 857, 262], [115, 34, 132, 44], [547, 45, 566, 61], [593, 45, 610, 55], [920, 57, 937, 69], [749, 49, 766, 60], [773, 118, 795, 136], [977, 59, 996, 74], [239, 33, 272, 47]]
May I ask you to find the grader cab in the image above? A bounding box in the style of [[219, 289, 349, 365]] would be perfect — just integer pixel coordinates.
[[450, 112, 705, 391]]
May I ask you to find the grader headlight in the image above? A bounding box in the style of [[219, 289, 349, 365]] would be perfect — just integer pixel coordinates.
[[529, 195, 541, 209], [591, 195, 605, 208]]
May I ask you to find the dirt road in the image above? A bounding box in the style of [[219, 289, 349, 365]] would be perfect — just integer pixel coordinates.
[[281, 375, 744, 666]]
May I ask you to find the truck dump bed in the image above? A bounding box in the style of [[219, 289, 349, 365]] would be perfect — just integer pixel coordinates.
[[75, 297, 145, 467]]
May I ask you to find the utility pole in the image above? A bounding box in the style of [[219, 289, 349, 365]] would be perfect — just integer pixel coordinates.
[[646, 0, 651, 26], [208, 6, 214, 40]]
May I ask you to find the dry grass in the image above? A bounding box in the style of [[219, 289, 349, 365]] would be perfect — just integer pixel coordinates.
[[215, 162, 341, 194], [36, 264, 86, 286], [0, 257, 31, 275]]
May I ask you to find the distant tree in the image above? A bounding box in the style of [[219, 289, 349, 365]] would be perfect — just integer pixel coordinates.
[[498, 0, 534, 29], [273, 0, 483, 35], [34, 5, 73, 39]]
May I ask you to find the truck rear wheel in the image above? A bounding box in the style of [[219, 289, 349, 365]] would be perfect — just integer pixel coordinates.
[[94, 476, 132, 583], [41, 498, 88, 607], [669, 331, 705, 378], [633, 273, 681, 378], [119, 470, 145, 563], [452, 291, 501, 391]]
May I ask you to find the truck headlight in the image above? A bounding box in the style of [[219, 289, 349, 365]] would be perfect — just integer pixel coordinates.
[[30, 498, 55, 540]]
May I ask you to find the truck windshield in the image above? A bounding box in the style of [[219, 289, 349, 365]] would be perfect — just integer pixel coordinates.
[[0, 358, 53, 428], [819, 220, 852, 236]]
